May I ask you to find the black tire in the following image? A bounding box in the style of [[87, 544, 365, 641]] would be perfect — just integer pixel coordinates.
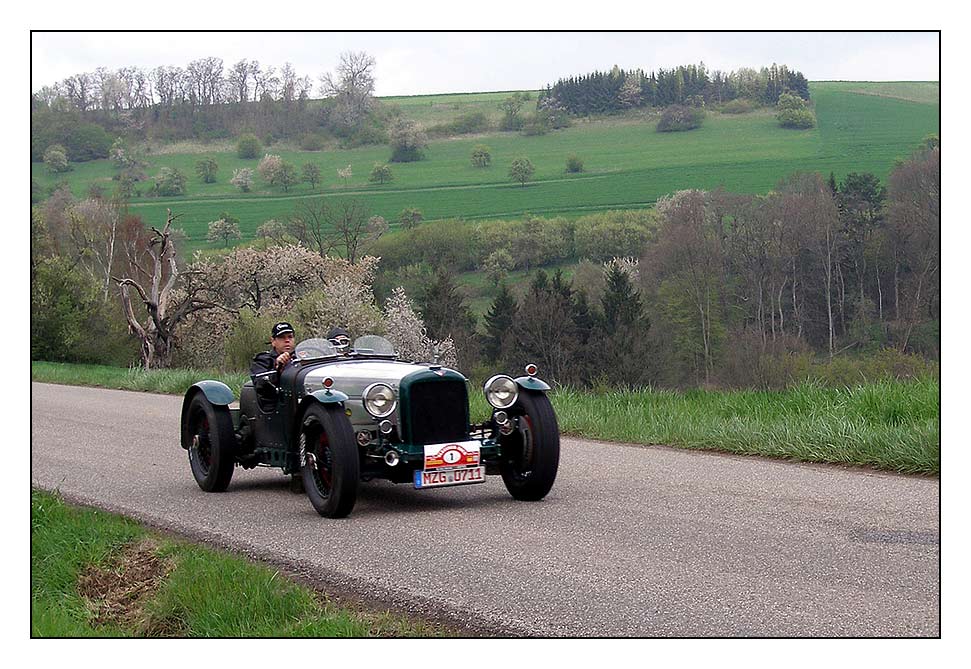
[[300, 403, 359, 518], [499, 390, 560, 501], [185, 393, 236, 492]]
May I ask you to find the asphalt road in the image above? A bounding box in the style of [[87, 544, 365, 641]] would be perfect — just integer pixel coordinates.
[[30, 382, 940, 637]]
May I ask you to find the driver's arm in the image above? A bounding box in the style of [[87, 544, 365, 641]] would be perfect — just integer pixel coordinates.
[[250, 352, 278, 389]]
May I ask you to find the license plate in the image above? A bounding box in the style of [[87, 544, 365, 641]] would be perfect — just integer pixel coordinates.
[[414, 466, 486, 489]]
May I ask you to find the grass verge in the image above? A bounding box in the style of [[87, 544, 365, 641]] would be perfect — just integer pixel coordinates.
[[32, 361, 939, 474], [31, 489, 449, 637]]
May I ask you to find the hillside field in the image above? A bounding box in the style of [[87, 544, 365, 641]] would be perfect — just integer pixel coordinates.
[[32, 82, 939, 254]]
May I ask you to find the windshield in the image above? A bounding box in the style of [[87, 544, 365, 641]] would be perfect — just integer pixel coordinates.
[[294, 338, 339, 361], [352, 335, 396, 356]]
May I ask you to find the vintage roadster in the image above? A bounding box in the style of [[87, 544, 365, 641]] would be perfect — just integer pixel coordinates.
[[179, 335, 559, 517]]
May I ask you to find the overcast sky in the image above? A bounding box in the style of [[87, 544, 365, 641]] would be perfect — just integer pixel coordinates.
[[30, 31, 939, 97]]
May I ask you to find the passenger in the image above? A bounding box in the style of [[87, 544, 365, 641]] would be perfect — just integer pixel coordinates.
[[326, 326, 351, 353]]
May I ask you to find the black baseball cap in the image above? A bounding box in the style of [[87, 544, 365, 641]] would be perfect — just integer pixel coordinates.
[[271, 322, 295, 338]]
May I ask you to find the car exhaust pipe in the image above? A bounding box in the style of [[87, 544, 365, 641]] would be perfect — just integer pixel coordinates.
[[384, 450, 400, 467]]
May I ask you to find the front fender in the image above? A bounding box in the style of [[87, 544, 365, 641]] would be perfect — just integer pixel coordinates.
[[515, 376, 551, 392], [180, 380, 236, 449], [186, 380, 235, 405], [297, 389, 350, 417]]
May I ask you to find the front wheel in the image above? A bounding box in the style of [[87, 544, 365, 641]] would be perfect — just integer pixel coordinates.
[[300, 403, 359, 518], [184, 393, 236, 492], [499, 390, 560, 501]]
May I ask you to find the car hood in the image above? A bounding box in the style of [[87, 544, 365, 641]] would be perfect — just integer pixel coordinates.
[[302, 359, 440, 398]]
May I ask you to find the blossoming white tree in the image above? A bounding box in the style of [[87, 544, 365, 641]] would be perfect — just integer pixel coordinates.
[[382, 287, 457, 367], [230, 167, 254, 192]]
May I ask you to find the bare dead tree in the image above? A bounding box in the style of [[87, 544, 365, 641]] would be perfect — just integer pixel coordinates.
[[287, 199, 336, 258], [111, 210, 224, 369], [287, 198, 381, 263], [319, 51, 376, 128]]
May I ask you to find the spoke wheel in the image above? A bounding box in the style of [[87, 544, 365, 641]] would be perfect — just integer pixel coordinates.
[[308, 432, 334, 499], [300, 403, 359, 518]]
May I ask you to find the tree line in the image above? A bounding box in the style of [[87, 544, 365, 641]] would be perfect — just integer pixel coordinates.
[[540, 62, 810, 115], [31, 52, 380, 159]]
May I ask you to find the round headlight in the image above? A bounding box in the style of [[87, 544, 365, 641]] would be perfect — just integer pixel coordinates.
[[484, 375, 518, 409], [362, 383, 397, 418]]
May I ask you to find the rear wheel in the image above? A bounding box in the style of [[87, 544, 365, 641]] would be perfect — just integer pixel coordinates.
[[185, 393, 236, 492], [499, 390, 560, 501], [300, 403, 359, 518]]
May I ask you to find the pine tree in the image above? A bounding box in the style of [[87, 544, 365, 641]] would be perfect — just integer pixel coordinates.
[[598, 265, 653, 386], [571, 289, 598, 347], [602, 265, 646, 331], [418, 269, 475, 341], [483, 283, 517, 364]]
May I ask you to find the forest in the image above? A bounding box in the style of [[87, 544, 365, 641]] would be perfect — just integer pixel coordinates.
[[539, 63, 810, 115]]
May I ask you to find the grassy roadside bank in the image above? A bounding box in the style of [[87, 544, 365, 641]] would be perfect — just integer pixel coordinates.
[[31, 361, 939, 475], [31, 489, 449, 637]]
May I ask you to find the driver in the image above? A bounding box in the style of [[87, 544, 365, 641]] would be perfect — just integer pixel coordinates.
[[250, 322, 296, 383]]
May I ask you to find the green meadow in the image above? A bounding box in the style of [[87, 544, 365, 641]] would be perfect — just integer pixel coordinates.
[[32, 82, 938, 253]]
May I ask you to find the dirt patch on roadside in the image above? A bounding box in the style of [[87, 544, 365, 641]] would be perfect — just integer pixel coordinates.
[[77, 538, 180, 634]]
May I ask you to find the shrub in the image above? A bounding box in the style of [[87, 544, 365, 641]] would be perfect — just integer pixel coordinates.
[[43, 145, 70, 173], [196, 157, 219, 183], [721, 98, 755, 114], [389, 119, 428, 163], [522, 114, 548, 136], [776, 91, 808, 111], [223, 310, 280, 371], [31, 257, 137, 365], [471, 145, 492, 168], [148, 167, 187, 197], [777, 107, 816, 129], [31, 256, 100, 361], [446, 111, 491, 135], [237, 133, 261, 159], [338, 124, 388, 148], [657, 105, 705, 132], [369, 163, 394, 185], [298, 133, 325, 151], [499, 115, 525, 131], [566, 154, 584, 173]]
